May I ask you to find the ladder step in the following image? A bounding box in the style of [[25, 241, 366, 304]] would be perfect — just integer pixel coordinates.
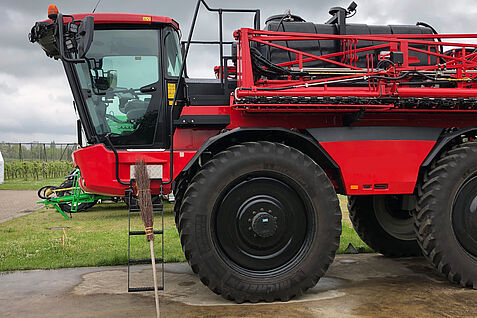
[[126, 187, 165, 294], [129, 258, 163, 265], [129, 204, 163, 212], [129, 230, 163, 236], [128, 286, 164, 292]]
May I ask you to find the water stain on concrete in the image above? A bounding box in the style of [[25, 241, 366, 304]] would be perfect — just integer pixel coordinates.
[[73, 269, 347, 306], [1, 255, 477, 318]]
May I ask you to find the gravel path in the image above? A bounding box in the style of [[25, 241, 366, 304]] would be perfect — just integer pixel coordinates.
[[0, 190, 41, 223]]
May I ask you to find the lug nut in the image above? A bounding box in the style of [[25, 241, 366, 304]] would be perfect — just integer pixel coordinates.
[[248, 227, 252, 231], [248, 218, 251, 222]]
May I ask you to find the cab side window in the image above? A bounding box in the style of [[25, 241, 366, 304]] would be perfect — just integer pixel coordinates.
[[164, 30, 182, 77]]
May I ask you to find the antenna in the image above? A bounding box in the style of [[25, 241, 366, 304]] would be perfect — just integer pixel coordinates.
[[92, 0, 102, 13]]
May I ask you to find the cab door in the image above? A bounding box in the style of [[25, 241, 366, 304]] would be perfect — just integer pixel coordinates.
[[162, 26, 185, 148]]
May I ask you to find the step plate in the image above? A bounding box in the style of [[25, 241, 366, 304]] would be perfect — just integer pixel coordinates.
[[130, 165, 163, 180], [128, 286, 164, 292]]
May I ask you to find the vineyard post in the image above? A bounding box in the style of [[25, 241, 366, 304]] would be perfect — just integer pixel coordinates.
[[0, 151, 4, 184]]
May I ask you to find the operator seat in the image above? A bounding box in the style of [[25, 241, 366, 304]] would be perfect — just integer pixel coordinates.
[[124, 99, 150, 121]]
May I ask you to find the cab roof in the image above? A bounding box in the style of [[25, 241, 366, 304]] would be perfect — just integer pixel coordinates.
[[48, 13, 179, 30]]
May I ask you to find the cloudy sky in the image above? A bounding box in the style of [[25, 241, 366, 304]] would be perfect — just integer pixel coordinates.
[[1, 0, 477, 142]]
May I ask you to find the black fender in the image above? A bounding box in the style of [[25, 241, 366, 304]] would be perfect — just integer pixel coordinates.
[[176, 127, 344, 193], [421, 127, 477, 168]]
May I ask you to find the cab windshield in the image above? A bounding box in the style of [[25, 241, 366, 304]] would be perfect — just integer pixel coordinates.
[[74, 28, 161, 146]]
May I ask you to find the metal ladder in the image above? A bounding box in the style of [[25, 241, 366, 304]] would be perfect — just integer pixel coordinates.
[[126, 187, 165, 292]]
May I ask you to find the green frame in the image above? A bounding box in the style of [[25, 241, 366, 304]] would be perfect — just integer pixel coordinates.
[[37, 170, 110, 219]]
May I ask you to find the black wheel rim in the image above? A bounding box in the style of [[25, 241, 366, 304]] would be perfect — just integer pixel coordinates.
[[214, 174, 314, 274], [452, 175, 477, 258], [373, 195, 415, 241]]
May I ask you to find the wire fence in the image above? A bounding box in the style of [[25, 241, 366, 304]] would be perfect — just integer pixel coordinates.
[[0, 142, 78, 162]]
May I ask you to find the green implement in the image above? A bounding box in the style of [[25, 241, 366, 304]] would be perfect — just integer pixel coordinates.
[[37, 169, 110, 219]]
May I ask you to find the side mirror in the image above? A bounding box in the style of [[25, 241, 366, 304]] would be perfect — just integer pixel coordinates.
[[77, 15, 94, 58]]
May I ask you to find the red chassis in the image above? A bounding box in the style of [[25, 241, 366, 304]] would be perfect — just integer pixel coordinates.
[[74, 26, 477, 197]]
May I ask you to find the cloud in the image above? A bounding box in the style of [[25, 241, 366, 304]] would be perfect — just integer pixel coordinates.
[[0, 73, 76, 142], [1, 0, 477, 142]]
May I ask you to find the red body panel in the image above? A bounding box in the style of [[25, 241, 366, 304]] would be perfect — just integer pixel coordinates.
[[73, 144, 195, 196], [320, 140, 436, 195], [180, 105, 477, 128], [173, 128, 222, 149]]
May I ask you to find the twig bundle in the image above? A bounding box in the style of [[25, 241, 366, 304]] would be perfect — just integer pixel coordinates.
[[135, 159, 154, 242], [135, 159, 160, 318]]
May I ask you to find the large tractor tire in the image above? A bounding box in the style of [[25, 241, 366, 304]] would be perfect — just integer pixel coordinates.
[[415, 142, 477, 289], [178, 142, 342, 302], [348, 195, 421, 257], [173, 177, 188, 229]]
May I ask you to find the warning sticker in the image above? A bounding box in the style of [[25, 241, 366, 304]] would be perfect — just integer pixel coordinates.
[[168, 83, 176, 99]]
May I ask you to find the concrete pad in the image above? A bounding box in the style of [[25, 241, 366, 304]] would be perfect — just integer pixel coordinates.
[[1, 254, 476, 318], [0, 190, 41, 223]]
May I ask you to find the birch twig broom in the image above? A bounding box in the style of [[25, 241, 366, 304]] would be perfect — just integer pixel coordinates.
[[135, 159, 160, 318]]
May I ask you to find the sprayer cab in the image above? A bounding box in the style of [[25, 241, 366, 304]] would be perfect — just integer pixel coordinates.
[[29, 7, 183, 150]]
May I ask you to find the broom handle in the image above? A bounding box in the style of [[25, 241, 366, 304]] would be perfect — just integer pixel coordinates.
[[150, 240, 160, 318]]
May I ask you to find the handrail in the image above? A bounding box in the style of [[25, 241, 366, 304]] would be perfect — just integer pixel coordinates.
[[164, 0, 260, 185]]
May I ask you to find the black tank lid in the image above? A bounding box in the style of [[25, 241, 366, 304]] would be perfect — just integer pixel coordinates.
[[265, 14, 305, 24]]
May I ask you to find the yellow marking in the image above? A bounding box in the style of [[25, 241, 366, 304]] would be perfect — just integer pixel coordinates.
[[350, 185, 359, 190], [143, 16, 152, 22], [169, 100, 173, 105], [53, 187, 74, 193], [168, 83, 176, 99]]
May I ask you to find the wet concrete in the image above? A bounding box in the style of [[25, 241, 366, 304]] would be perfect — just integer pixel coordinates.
[[0, 190, 40, 223], [1, 254, 476, 318]]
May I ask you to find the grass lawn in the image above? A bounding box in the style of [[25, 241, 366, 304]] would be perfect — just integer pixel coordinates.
[[0, 178, 65, 190], [0, 197, 371, 271]]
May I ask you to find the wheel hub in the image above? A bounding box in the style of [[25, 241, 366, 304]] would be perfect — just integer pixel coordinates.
[[453, 175, 477, 257], [373, 195, 415, 241], [236, 196, 287, 251], [215, 176, 310, 272], [252, 212, 278, 238]]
